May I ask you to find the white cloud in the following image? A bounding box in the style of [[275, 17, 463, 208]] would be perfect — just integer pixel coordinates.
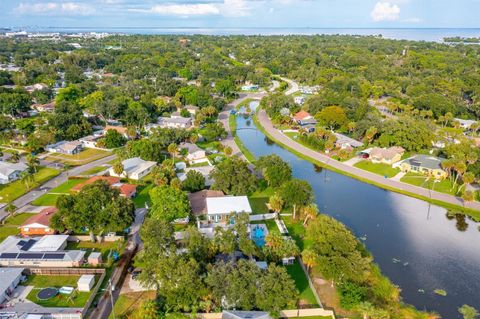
[[370, 1, 400, 22], [137, 0, 249, 17], [14, 2, 94, 15], [219, 0, 249, 17]]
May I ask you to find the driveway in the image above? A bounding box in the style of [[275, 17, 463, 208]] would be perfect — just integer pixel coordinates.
[[280, 77, 299, 95]]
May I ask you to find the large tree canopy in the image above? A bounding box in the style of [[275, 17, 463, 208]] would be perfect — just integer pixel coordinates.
[[149, 185, 191, 222], [210, 157, 258, 195]]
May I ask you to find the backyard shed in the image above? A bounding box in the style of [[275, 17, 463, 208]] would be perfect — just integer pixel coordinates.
[[88, 252, 102, 266], [77, 274, 95, 292]]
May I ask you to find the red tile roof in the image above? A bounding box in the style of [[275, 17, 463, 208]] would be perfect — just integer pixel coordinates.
[[105, 125, 128, 135], [21, 207, 58, 228], [293, 111, 312, 121], [118, 184, 137, 198], [71, 176, 136, 198]]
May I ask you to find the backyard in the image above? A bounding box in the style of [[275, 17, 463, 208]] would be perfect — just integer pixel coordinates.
[[45, 148, 111, 166], [248, 185, 275, 215], [109, 291, 156, 319], [286, 261, 319, 307], [400, 172, 459, 195], [353, 160, 400, 178], [23, 275, 94, 308], [0, 167, 60, 203], [0, 212, 35, 241], [66, 240, 122, 261], [132, 184, 153, 208]]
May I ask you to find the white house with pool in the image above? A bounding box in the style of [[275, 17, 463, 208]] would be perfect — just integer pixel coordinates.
[[206, 196, 252, 223]]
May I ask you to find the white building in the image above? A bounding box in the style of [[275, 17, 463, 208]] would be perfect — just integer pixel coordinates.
[[179, 142, 208, 164], [157, 117, 192, 129], [294, 96, 306, 105], [77, 275, 95, 292], [0, 267, 24, 304], [177, 166, 215, 187], [46, 140, 83, 155], [206, 196, 252, 223], [0, 161, 28, 184], [109, 157, 156, 180]]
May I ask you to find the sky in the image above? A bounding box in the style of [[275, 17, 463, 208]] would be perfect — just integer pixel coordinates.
[[1, 0, 480, 29]]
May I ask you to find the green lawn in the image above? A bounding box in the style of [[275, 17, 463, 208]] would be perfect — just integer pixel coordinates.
[[133, 184, 154, 208], [23, 275, 93, 308], [0, 167, 60, 203], [286, 260, 319, 307], [400, 172, 458, 195], [234, 135, 256, 162], [32, 193, 63, 206], [354, 160, 399, 178], [79, 166, 108, 176], [248, 185, 275, 214], [66, 241, 120, 261], [49, 178, 87, 193], [284, 132, 322, 153], [229, 114, 237, 133], [46, 148, 111, 166], [0, 213, 35, 241], [109, 291, 156, 319]]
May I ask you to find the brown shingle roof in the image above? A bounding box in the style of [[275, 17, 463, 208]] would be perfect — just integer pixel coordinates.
[[21, 207, 57, 228], [188, 190, 225, 216]]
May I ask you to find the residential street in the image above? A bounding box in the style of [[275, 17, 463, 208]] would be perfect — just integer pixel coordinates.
[[0, 154, 116, 220], [257, 109, 480, 211], [280, 77, 299, 95]]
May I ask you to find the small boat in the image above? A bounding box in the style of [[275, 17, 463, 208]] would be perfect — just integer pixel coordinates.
[[418, 289, 425, 293], [403, 262, 409, 266], [392, 258, 401, 263]]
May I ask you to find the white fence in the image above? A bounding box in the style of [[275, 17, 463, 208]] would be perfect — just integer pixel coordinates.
[[249, 213, 276, 221], [195, 309, 335, 319]]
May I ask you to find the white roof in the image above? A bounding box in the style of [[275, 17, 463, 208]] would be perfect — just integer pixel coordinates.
[[0, 161, 27, 178], [29, 235, 68, 252], [111, 157, 156, 177], [78, 274, 95, 283], [0, 267, 24, 293], [206, 196, 252, 215]]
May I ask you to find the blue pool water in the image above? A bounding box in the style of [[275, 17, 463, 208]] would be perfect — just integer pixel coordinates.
[[252, 226, 266, 247]]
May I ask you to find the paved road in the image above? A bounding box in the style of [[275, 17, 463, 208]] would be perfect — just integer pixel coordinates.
[[280, 77, 299, 95], [219, 93, 266, 161], [0, 154, 116, 220], [257, 109, 480, 211]]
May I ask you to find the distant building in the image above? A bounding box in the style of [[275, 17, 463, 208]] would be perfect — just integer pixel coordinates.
[[367, 146, 405, 165], [241, 85, 259, 91], [24, 83, 48, 93], [222, 311, 270, 319], [394, 155, 447, 179], [179, 142, 208, 164], [71, 176, 137, 198], [294, 96, 306, 105], [0, 161, 28, 184], [0, 235, 85, 267], [333, 133, 364, 149], [0, 268, 24, 304], [79, 135, 102, 149], [185, 105, 199, 115], [104, 125, 131, 139], [108, 157, 156, 180], [46, 140, 83, 155], [31, 101, 55, 113], [206, 196, 252, 223], [293, 111, 314, 125], [454, 118, 477, 130], [20, 207, 58, 236], [157, 116, 192, 129]]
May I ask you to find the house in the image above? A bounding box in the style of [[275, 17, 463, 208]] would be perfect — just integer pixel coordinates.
[[24, 83, 48, 93], [31, 101, 55, 112], [206, 196, 252, 223], [0, 268, 24, 304], [108, 157, 156, 180], [88, 252, 102, 266], [394, 155, 447, 179], [71, 176, 137, 198], [0, 161, 28, 184], [178, 166, 215, 187], [157, 116, 192, 129], [294, 96, 305, 105], [293, 111, 313, 125], [241, 85, 259, 91], [20, 207, 58, 236], [185, 105, 199, 115], [79, 135, 103, 149], [46, 140, 83, 155], [333, 133, 364, 149], [222, 311, 270, 319], [104, 125, 130, 139], [368, 146, 405, 165], [180, 142, 208, 164], [188, 190, 225, 217], [0, 235, 85, 267], [454, 118, 476, 130]]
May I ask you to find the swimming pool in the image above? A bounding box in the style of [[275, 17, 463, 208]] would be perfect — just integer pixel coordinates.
[[251, 224, 267, 247]]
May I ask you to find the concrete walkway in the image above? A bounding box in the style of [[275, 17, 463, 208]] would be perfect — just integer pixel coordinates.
[[257, 109, 480, 211], [391, 171, 406, 181]]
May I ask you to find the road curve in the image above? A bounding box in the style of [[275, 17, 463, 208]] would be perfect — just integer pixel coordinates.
[[257, 109, 480, 212], [280, 77, 299, 96]]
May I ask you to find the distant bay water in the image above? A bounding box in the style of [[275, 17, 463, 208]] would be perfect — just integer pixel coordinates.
[[21, 27, 480, 42]]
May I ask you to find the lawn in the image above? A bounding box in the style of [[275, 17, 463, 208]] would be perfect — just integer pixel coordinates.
[[229, 114, 237, 133], [79, 166, 109, 176], [234, 135, 256, 162], [285, 260, 319, 307], [0, 167, 60, 203], [0, 212, 35, 241], [31, 193, 62, 206], [109, 291, 156, 319], [23, 275, 93, 308], [133, 184, 153, 208], [49, 178, 87, 193], [354, 160, 399, 178], [66, 240, 120, 261], [249, 185, 275, 214], [400, 172, 458, 195], [46, 148, 111, 166], [284, 132, 321, 153]]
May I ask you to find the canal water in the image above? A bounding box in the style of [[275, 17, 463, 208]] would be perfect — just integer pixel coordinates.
[[235, 107, 480, 318]]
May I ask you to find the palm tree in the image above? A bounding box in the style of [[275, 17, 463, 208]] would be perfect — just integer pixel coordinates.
[[458, 172, 475, 194], [112, 161, 124, 177], [167, 143, 178, 166], [20, 170, 33, 190], [26, 154, 40, 173], [10, 151, 20, 163], [462, 190, 475, 207], [224, 146, 233, 157], [5, 203, 17, 219], [302, 249, 318, 272], [451, 161, 467, 192], [302, 203, 319, 226], [268, 194, 284, 214]]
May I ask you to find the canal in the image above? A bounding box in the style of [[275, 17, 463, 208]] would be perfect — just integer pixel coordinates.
[[235, 106, 480, 318]]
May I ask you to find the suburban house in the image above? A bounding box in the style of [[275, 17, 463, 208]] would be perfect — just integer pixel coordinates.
[[222, 311, 270, 319], [178, 166, 215, 187], [24, 83, 48, 93], [0, 235, 85, 267], [46, 140, 83, 155], [20, 207, 58, 236], [293, 111, 313, 125], [294, 96, 306, 105], [241, 84, 259, 91], [31, 101, 55, 112], [454, 118, 476, 130], [188, 190, 225, 217], [108, 157, 156, 180], [79, 135, 103, 149], [0, 267, 24, 304], [180, 142, 209, 164], [0, 161, 28, 184], [206, 196, 252, 223], [185, 105, 199, 115], [104, 125, 130, 139], [71, 176, 137, 198], [394, 155, 447, 179], [367, 146, 405, 165], [157, 116, 192, 129], [334, 133, 364, 149]]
